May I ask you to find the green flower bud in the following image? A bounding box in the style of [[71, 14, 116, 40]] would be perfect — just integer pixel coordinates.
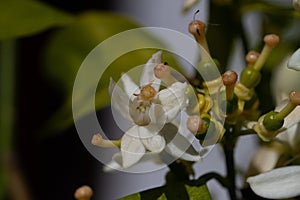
[[263, 111, 284, 131], [195, 117, 216, 140], [240, 67, 261, 88]]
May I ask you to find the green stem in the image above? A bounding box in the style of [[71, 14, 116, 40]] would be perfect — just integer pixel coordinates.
[[238, 129, 257, 136], [222, 126, 238, 200], [189, 172, 229, 188], [223, 141, 237, 200]]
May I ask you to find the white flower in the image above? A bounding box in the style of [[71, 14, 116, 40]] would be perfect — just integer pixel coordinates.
[[270, 56, 300, 148], [182, 0, 200, 13], [288, 48, 300, 71], [293, 0, 300, 13], [247, 166, 300, 199], [93, 51, 201, 170], [274, 100, 300, 150]]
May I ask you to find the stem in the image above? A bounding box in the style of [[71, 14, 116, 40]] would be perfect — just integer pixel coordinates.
[[223, 142, 237, 200], [238, 129, 257, 136], [222, 126, 238, 200], [190, 172, 229, 188], [276, 102, 296, 120]]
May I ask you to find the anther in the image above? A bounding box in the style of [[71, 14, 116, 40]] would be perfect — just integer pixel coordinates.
[[91, 134, 120, 148], [154, 63, 177, 86], [222, 70, 238, 101], [74, 185, 93, 200], [246, 50, 260, 66], [188, 11, 210, 56], [140, 85, 157, 101]]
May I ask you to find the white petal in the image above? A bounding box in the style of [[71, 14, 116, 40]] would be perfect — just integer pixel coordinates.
[[126, 124, 161, 140], [121, 127, 146, 168], [148, 104, 167, 126], [103, 152, 122, 172], [282, 106, 300, 129], [182, 0, 199, 13], [141, 134, 166, 153], [276, 123, 300, 149], [121, 73, 139, 98], [135, 104, 167, 139], [163, 123, 201, 161], [293, 0, 300, 13], [109, 78, 131, 121], [271, 57, 300, 104], [140, 51, 162, 91], [275, 101, 300, 130], [247, 166, 300, 199], [288, 48, 300, 71], [248, 146, 281, 174], [157, 82, 188, 122]]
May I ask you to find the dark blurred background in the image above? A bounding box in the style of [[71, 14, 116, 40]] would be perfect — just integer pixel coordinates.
[[10, 1, 115, 199]]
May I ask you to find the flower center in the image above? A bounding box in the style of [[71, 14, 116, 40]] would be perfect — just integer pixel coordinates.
[[139, 85, 156, 101], [130, 85, 157, 126]]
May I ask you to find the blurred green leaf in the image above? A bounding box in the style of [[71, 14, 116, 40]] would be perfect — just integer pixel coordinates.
[[157, 193, 167, 200], [185, 184, 212, 200], [0, 0, 74, 40], [0, 40, 16, 200], [42, 12, 179, 135], [119, 193, 141, 200], [140, 186, 165, 200], [240, 2, 300, 18]]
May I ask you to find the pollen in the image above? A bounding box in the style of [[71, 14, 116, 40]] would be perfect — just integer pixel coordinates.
[[140, 85, 157, 101]]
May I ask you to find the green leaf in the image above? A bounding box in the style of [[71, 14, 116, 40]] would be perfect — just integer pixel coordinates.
[[0, 0, 74, 40], [119, 193, 141, 200], [157, 193, 167, 200], [185, 184, 212, 200], [0, 40, 16, 200], [140, 186, 165, 200], [41, 12, 179, 135]]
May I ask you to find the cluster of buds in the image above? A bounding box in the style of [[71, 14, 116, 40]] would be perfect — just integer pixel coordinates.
[[185, 11, 300, 144]]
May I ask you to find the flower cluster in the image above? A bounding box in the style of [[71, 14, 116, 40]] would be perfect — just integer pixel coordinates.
[[91, 5, 300, 199], [92, 51, 202, 170]]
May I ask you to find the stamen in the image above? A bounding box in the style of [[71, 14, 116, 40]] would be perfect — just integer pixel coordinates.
[[252, 34, 279, 71], [154, 63, 178, 86], [246, 50, 259, 66], [193, 10, 200, 21], [74, 185, 93, 200], [140, 84, 157, 101], [91, 134, 120, 148], [276, 91, 300, 120], [260, 91, 300, 136], [222, 70, 238, 100], [188, 17, 210, 58]]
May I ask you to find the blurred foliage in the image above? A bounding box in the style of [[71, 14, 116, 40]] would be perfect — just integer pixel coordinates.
[[1, 0, 300, 199], [120, 181, 211, 200], [0, 0, 74, 40], [120, 162, 211, 200], [41, 12, 180, 136]]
